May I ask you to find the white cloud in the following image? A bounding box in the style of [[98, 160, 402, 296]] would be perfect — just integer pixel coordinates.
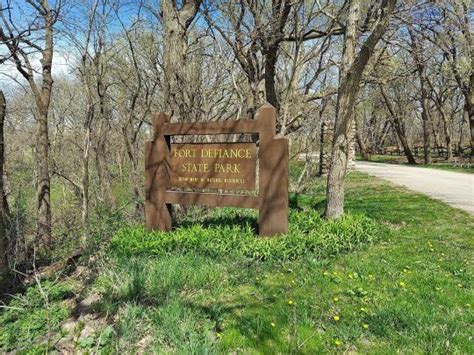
[[0, 50, 77, 90]]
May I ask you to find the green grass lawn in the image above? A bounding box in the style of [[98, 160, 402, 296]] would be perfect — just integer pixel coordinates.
[[419, 163, 474, 174], [1, 172, 472, 353], [359, 154, 474, 174]]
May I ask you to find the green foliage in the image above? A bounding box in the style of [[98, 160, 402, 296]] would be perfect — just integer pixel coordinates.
[[2, 172, 472, 353], [92, 255, 226, 352], [0, 281, 73, 352], [110, 209, 382, 261]]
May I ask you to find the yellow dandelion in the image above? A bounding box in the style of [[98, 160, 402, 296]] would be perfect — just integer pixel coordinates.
[[363, 323, 369, 329], [288, 300, 294, 305], [216, 332, 221, 338], [333, 315, 340, 321], [271, 322, 276, 327], [399, 281, 406, 288], [334, 340, 342, 346], [333, 297, 339, 302]]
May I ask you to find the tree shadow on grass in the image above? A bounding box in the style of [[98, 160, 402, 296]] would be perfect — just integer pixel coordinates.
[[184, 297, 284, 352], [289, 193, 325, 212]]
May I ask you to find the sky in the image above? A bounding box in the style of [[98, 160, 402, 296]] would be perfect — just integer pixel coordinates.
[[0, 0, 147, 92]]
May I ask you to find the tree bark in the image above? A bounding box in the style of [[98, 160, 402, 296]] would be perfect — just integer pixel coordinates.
[[35, 7, 54, 252], [318, 118, 332, 176], [409, 29, 432, 164], [379, 85, 417, 164], [35, 107, 52, 251], [0, 90, 8, 289], [262, 0, 292, 112], [438, 107, 453, 161], [355, 117, 369, 160], [325, 0, 396, 219], [81, 108, 92, 238], [264, 46, 279, 110], [0, 1, 56, 253], [161, 0, 201, 122]]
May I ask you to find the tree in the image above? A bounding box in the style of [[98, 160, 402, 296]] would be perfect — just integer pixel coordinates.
[[379, 84, 417, 164], [161, 0, 201, 122], [409, 28, 432, 164], [0, 0, 61, 253], [0, 90, 7, 289], [325, 0, 397, 219]]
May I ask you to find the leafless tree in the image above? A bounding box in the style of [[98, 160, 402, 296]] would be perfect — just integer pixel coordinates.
[[325, 0, 397, 219], [0, 0, 62, 253], [0, 89, 7, 289]]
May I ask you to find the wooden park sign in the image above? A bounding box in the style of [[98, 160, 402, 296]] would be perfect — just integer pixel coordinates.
[[145, 104, 288, 236]]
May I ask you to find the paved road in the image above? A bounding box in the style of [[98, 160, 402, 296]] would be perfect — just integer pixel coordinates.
[[355, 161, 474, 215]]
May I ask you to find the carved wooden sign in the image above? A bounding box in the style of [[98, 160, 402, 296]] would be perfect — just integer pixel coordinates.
[[145, 104, 288, 236], [169, 143, 257, 190]]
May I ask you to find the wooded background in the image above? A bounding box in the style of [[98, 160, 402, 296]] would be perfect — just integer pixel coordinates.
[[0, 0, 472, 285]]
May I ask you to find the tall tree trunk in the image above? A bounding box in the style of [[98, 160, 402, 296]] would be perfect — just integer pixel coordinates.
[[0, 0, 56, 252], [325, 0, 396, 219], [409, 29, 431, 164], [347, 122, 357, 169], [318, 118, 332, 176], [325, 0, 361, 218], [35, 10, 54, 253], [468, 74, 474, 160], [161, 0, 200, 122], [379, 85, 417, 164], [81, 116, 92, 240], [439, 110, 453, 161], [36, 108, 52, 251], [95, 116, 114, 208], [420, 100, 432, 164], [0, 90, 8, 289], [318, 98, 331, 176], [264, 46, 279, 111], [355, 117, 369, 160], [122, 128, 143, 217]]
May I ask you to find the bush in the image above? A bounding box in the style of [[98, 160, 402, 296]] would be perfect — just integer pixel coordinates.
[[0, 281, 73, 351], [110, 209, 383, 261]]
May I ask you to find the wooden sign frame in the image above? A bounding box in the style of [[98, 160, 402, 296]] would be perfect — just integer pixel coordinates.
[[145, 104, 288, 236]]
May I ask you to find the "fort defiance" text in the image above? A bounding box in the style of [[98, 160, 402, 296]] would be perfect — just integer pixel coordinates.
[[169, 143, 257, 190]]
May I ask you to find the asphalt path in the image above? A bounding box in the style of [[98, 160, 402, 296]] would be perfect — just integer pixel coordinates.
[[355, 161, 474, 215]]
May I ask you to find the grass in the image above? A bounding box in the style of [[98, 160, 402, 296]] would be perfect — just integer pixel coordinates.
[[111, 210, 381, 261], [360, 154, 474, 174], [0, 171, 472, 353], [420, 163, 473, 174]]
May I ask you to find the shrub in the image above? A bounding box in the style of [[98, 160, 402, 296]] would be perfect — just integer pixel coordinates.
[[110, 209, 384, 261], [0, 281, 73, 351]]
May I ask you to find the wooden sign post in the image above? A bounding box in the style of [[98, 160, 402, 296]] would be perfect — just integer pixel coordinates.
[[145, 104, 288, 236]]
